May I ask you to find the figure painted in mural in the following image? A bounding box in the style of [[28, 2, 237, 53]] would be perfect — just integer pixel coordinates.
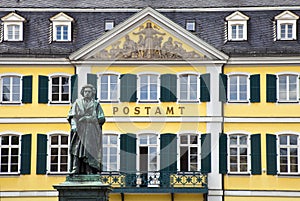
[[133, 22, 165, 58], [67, 84, 105, 175]]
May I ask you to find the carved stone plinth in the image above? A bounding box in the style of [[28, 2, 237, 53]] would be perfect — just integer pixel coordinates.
[[53, 175, 111, 201]]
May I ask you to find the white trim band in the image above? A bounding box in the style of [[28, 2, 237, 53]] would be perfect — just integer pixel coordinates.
[[0, 191, 58, 197], [1, 117, 300, 123], [225, 190, 300, 197]]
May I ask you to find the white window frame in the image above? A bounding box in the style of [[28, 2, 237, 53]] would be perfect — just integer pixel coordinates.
[[177, 133, 200, 172], [275, 11, 299, 41], [50, 12, 73, 42], [1, 12, 25, 41], [276, 72, 299, 103], [98, 72, 120, 102], [226, 11, 249, 41], [137, 133, 160, 172], [0, 74, 23, 104], [137, 73, 160, 102], [47, 132, 70, 174], [105, 20, 115, 31], [49, 73, 71, 104], [0, 132, 21, 175], [277, 132, 300, 175], [177, 72, 200, 102], [227, 73, 250, 103], [227, 133, 251, 174], [186, 20, 196, 31], [102, 133, 120, 171]]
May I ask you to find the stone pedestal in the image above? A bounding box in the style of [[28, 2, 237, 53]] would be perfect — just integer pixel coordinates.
[[53, 175, 111, 201]]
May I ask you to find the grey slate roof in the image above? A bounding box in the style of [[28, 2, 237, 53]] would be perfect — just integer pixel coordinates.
[[1, 0, 300, 8], [1, 4, 300, 58]]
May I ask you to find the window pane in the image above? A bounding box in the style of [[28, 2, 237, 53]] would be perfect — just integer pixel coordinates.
[[240, 135, 247, 145], [230, 136, 237, 145], [280, 135, 287, 145], [190, 135, 198, 144], [1, 136, 9, 145], [290, 135, 298, 145], [51, 136, 58, 145], [61, 136, 68, 145], [180, 135, 188, 144]]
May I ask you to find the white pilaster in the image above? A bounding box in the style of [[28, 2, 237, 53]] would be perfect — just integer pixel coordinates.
[[76, 65, 91, 97], [206, 64, 223, 201]]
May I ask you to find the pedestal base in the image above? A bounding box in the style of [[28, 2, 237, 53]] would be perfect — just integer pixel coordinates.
[[53, 175, 111, 201]]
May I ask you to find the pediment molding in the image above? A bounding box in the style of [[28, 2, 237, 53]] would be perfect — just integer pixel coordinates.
[[70, 7, 228, 62]]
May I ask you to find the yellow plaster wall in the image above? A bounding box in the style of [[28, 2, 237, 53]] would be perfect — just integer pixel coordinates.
[[103, 122, 206, 134], [0, 66, 74, 118], [92, 65, 207, 117], [0, 123, 69, 191], [225, 197, 300, 201], [224, 122, 300, 191], [224, 65, 300, 117]]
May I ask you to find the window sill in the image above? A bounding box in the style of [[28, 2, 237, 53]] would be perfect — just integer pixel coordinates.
[[0, 102, 22, 105], [0, 173, 20, 176], [178, 100, 199, 103], [138, 100, 160, 103], [100, 100, 119, 103], [277, 101, 299, 104], [49, 102, 71, 105], [227, 173, 251, 176], [227, 101, 249, 103], [47, 172, 69, 176]]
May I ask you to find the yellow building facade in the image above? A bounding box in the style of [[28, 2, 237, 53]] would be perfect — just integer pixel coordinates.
[[0, 6, 300, 201]]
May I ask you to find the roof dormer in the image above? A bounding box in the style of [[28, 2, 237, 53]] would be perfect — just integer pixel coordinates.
[[226, 11, 249, 41], [275, 11, 299, 40], [1, 12, 26, 41], [50, 12, 74, 42]]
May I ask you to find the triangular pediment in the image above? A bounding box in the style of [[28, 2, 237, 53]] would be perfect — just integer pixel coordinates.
[[226, 11, 249, 21], [275, 11, 299, 20], [70, 7, 228, 61], [1, 12, 25, 22], [50, 12, 74, 22]]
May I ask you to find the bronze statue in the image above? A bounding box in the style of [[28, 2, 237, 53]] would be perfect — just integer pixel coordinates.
[[67, 84, 105, 175]]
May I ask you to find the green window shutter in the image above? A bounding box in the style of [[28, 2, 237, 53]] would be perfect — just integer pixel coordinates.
[[20, 134, 32, 174], [219, 133, 227, 174], [219, 73, 227, 102], [120, 133, 136, 172], [120, 74, 137, 102], [38, 75, 49, 103], [201, 133, 211, 173], [22, 75, 33, 103], [36, 134, 47, 174], [160, 133, 177, 172], [266, 74, 277, 103], [266, 134, 277, 175], [200, 74, 211, 102], [160, 74, 177, 102], [250, 74, 260, 103], [251, 134, 262, 175], [71, 74, 78, 103], [87, 73, 97, 100]]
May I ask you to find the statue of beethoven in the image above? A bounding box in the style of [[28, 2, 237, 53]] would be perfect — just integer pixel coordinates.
[[67, 84, 105, 174]]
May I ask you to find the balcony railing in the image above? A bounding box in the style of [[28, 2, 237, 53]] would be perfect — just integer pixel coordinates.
[[99, 171, 207, 193]]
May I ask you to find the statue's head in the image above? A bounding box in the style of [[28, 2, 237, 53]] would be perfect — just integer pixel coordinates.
[[80, 84, 96, 99]]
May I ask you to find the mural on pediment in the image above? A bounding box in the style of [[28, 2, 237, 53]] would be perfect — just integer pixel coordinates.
[[91, 21, 206, 60]]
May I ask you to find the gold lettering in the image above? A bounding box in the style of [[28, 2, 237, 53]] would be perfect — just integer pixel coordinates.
[[134, 107, 140, 115], [123, 107, 130, 115], [155, 107, 162, 115], [113, 107, 118, 115], [178, 107, 185, 115], [166, 107, 174, 115], [145, 107, 151, 115]]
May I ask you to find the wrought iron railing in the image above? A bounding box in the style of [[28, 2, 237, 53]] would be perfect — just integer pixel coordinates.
[[99, 171, 207, 192]]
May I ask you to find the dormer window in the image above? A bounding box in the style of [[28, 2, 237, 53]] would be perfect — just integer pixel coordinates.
[[275, 11, 299, 40], [105, 20, 114, 31], [50, 12, 73, 42], [1, 12, 25, 41], [186, 20, 196, 32], [226, 11, 249, 41]]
